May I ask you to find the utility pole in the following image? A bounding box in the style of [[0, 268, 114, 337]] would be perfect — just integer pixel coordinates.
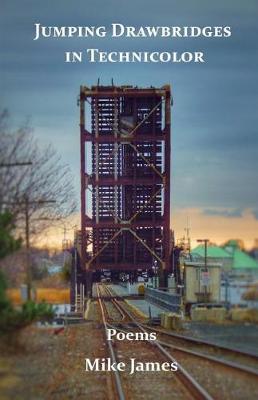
[[24, 195, 31, 300], [3, 196, 56, 300], [1, 162, 56, 300], [204, 239, 208, 272], [197, 238, 209, 302], [197, 238, 209, 272], [0, 161, 32, 298], [23, 196, 56, 300]]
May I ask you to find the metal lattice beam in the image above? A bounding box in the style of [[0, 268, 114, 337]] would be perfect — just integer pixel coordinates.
[[79, 85, 171, 278]]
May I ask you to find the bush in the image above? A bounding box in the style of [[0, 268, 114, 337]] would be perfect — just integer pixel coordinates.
[[21, 301, 55, 323], [0, 301, 55, 334], [0, 270, 55, 335]]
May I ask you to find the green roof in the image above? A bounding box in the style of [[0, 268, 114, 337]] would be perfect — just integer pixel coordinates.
[[192, 245, 258, 269], [192, 245, 232, 258], [232, 249, 258, 269]]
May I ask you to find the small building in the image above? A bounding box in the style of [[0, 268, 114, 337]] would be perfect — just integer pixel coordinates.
[[226, 248, 258, 279], [191, 242, 258, 279], [184, 261, 221, 306], [191, 245, 232, 271]]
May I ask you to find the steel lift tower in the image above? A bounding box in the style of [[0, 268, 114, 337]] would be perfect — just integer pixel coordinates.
[[76, 84, 172, 295]]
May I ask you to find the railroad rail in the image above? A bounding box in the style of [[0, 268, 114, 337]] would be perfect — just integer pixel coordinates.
[[97, 283, 126, 321], [96, 284, 126, 400], [97, 283, 214, 400], [107, 284, 258, 373], [140, 324, 258, 375], [143, 325, 258, 360], [99, 284, 258, 399]]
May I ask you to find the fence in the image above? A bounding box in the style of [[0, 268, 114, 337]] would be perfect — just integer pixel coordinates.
[[145, 287, 181, 313]]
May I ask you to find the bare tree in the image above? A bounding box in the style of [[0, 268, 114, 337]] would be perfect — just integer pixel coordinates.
[[0, 109, 77, 240]]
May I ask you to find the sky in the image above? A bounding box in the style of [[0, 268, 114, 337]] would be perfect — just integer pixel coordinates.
[[1, 0, 258, 249]]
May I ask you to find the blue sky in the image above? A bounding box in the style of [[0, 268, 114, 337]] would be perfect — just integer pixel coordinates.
[[1, 0, 258, 245]]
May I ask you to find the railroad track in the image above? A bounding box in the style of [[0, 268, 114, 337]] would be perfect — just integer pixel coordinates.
[[97, 283, 126, 322], [104, 285, 258, 375], [96, 284, 126, 400], [140, 324, 258, 376], [99, 284, 258, 399], [96, 283, 214, 400]]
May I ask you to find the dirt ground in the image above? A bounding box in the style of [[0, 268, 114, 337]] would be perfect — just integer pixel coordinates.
[[0, 321, 110, 400], [1, 303, 258, 400]]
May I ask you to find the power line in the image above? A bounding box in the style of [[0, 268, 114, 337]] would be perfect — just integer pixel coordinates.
[[0, 162, 32, 167]]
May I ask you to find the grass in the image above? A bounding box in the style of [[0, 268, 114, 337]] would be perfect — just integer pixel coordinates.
[[7, 288, 70, 305]]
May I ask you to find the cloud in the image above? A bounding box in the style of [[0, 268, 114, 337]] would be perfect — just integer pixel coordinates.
[[202, 208, 243, 218], [251, 209, 258, 220], [172, 207, 258, 249], [1, 0, 258, 214]]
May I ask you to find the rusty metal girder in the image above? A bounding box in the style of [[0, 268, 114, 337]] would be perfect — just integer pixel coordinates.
[[79, 85, 171, 273]]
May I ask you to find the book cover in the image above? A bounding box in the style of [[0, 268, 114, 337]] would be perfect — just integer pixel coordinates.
[[1, 1, 258, 399]]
